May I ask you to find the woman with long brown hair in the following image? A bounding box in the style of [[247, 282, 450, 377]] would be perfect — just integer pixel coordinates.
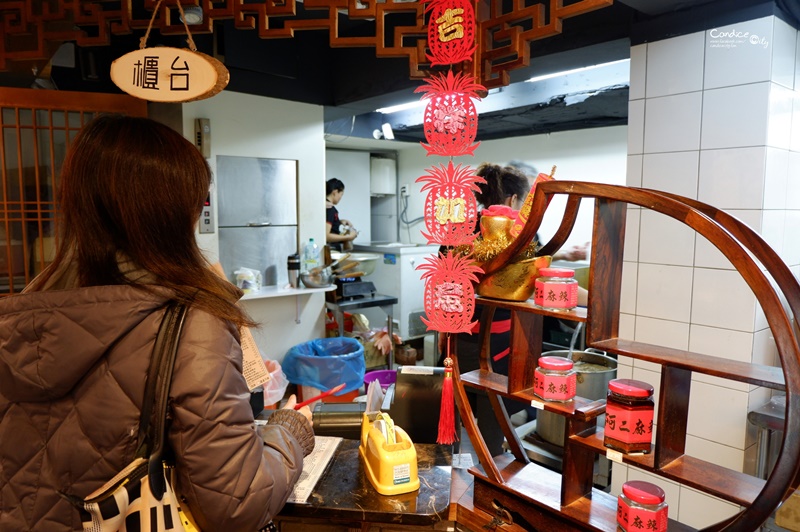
[[0, 115, 314, 531]]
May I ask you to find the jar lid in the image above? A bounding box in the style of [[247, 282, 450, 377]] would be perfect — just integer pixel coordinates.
[[622, 481, 666, 505], [538, 267, 575, 278], [538, 356, 574, 371], [608, 378, 654, 397]]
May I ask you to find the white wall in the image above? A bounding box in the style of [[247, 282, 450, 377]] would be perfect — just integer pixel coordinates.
[[395, 126, 629, 246], [181, 90, 327, 363]]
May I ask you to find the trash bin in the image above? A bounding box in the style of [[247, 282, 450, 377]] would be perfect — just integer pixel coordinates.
[[283, 338, 365, 406]]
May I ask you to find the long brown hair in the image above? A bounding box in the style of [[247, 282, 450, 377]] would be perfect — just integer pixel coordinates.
[[31, 114, 254, 328]]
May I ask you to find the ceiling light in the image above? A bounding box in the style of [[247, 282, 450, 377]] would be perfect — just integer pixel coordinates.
[[180, 6, 204, 25], [375, 100, 425, 114], [525, 58, 629, 83]]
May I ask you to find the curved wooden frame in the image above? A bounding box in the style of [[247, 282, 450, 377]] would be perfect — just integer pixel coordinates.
[[456, 181, 800, 531]]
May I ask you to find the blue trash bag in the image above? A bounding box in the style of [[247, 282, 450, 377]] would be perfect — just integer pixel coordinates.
[[282, 337, 365, 395]]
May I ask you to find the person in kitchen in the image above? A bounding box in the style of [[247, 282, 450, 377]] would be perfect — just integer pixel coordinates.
[[0, 115, 315, 532], [326, 177, 359, 251], [440, 162, 588, 456]]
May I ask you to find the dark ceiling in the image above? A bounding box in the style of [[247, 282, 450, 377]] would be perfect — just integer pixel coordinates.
[[1, 0, 796, 143]]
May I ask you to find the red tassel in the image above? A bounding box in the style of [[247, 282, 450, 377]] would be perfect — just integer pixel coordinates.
[[437, 334, 458, 445], [437, 365, 457, 444]]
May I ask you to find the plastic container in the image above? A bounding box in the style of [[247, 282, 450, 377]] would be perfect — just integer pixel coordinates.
[[617, 480, 668, 532], [604, 378, 655, 454], [533, 356, 576, 402], [301, 238, 321, 274], [534, 267, 578, 311], [364, 369, 397, 391], [282, 337, 365, 396]]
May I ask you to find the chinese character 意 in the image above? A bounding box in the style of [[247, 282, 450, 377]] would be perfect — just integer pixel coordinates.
[[436, 8, 465, 43], [434, 282, 464, 313]]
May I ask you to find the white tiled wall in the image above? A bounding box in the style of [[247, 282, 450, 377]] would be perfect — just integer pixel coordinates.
[[618, 15, 799, 527]]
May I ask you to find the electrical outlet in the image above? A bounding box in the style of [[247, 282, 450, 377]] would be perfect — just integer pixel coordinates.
[[400, 184, 410, 196]]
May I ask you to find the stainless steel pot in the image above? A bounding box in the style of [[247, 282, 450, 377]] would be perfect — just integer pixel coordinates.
[[535, 348, 617, 446]]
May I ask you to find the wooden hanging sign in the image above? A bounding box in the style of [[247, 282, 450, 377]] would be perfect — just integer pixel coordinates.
[[110, 47, 229, 103]]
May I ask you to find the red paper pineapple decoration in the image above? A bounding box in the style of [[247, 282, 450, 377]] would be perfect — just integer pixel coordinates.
[[418, 251, 482, 334], [426, 0, 476, 66], [415, 71, 485, 157], [416, 161, 485, 247]]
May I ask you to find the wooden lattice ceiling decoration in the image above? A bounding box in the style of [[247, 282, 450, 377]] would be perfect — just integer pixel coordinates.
[[0, 0, 613, 90]]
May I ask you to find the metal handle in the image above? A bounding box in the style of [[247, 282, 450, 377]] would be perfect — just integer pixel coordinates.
[[247, 222, 271, 227]]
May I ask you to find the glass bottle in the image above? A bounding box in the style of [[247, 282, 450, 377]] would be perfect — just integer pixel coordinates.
[[534, 268, 578, 310], [533, 356, 576, 402], [617, 480, 668, 532], [603, 378, 654, 454]]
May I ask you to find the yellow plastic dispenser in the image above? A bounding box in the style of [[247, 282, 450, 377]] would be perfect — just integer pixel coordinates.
[[359, 412, 419, 496]]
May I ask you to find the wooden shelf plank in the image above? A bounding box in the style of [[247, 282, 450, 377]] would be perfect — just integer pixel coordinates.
[[460, 369, 606, 421], [475, 296, 587, 321], [470, 454, 695, 532], [590, 339, 785, 389], [571, 430, 766, 507]]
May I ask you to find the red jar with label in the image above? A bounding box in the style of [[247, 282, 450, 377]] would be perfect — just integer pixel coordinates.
[[534, 268, 578, 311], [604, 378, 654, 454], [617, 480, 668, 532], [533, 356, 576, 402]]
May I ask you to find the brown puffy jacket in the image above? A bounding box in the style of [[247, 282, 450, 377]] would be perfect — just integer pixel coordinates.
[[0, 285, 304, 531]]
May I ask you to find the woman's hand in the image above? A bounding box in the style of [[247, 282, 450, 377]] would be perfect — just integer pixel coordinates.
[[282, 394, 312, 423]]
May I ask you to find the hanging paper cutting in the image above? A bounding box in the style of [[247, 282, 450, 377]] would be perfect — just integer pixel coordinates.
[[415, 71, 485, 157], [425, 0, 476, 66], [416, 161, 485, 247], [417, 251, 482, 334]]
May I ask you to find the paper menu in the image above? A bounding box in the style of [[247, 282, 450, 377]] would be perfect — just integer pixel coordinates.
[[286, 436, 342, 504], [210, 262, 271, 391]]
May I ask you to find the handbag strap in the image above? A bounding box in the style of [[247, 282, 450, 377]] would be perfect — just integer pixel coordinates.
[[136, 301, 188, 499]]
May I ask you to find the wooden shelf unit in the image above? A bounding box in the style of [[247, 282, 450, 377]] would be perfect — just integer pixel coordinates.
[[453, 182, 800, 532]]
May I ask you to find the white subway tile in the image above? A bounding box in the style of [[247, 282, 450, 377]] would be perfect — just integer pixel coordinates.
[[623, 207, 640, 262], [784, 210, 800, 265], [687, 381, 749, 448], [619, 313, 636, 343], [761, 210, 786, 264], [647, 32, 705, 98], [691, 268, 759, 331], [641, 151, 700, 198], [787, 152, 800, 209], [639, 211, 696, 266], [698, 147, 766, 209], [764, 147, 790, 208], [634, 316, 689, 374], [689, 324, 753, 392], [627, 154, 643, 188], [629, 99, 645, 155], [677, 486, 740, 529], [685, 434, 745, 471], [621, 261, 638, 315], [752, 327, 779, 367], [630, 44, 647, 101], [645, 93, 703, 153], [768, 84, 794, 149], [704, 17, 774, 89], [701, 83, 770, 150], [627, 469, 680, 522], [791, 93, 800, 152], [771, 17, 797, 89], [694, 209, 763, 269], [637, 263, 694, 322]]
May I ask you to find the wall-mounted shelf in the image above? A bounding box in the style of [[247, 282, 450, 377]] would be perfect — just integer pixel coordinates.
[[240, 284, 335, 301], [240, 284, 336, 324]]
